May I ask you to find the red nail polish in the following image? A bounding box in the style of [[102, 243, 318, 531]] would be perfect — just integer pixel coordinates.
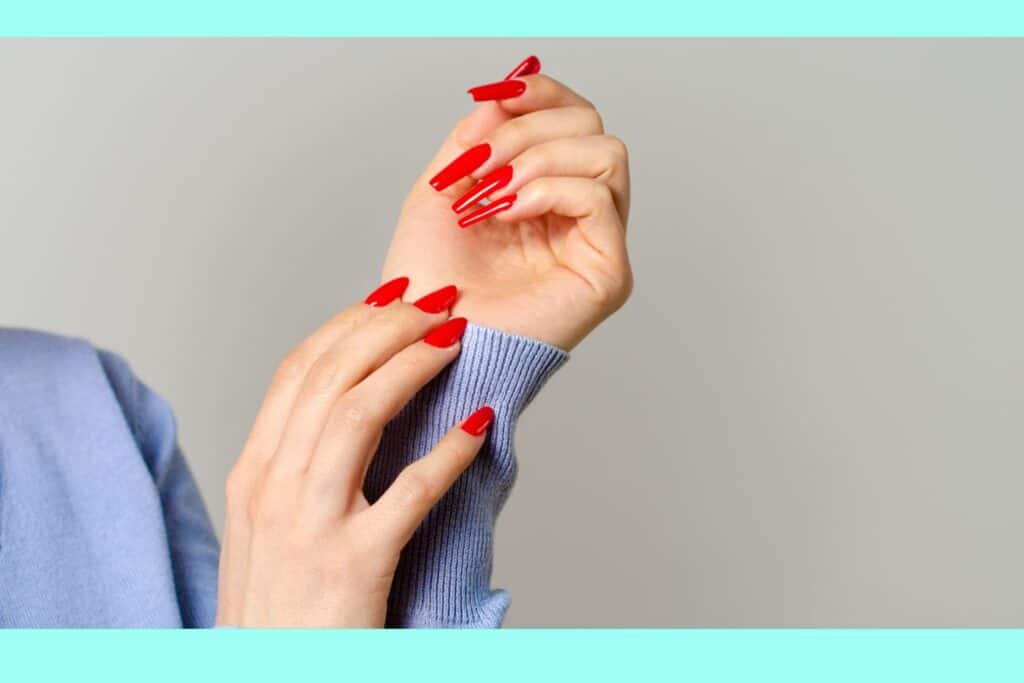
[[461, 406, 495, 436], [413, 285, 458, 313], [452, 165, 513, 213], [429, 143, 492, 191], [424, 317, 468, 347], [504, 55, 541, 80], [467, 80, 526, 102], [458, 193, 516, 228], [364, 276, 409, 306]]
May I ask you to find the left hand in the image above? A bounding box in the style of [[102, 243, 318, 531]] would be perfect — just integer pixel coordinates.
[[383, 56, 633, 350]]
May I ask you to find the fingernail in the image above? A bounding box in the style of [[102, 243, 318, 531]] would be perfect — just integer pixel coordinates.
[[461, 406, 495, 436], [452, 165, 513, 213], [504, 55, 541, 80], [429, 143, 492, 191], [364, 276, 409, 306], [467, 79, 526, 102], [413, 285, 459, 314], [458, 193, 517, 228], [424, 317, 468, 347]]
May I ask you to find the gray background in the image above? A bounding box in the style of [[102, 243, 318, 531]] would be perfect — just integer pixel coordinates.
[[2, 39, 1022, 626]]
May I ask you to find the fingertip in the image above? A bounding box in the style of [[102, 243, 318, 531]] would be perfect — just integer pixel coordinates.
[[460, 405, 495, 437], [504, 54, 541, 80], [364, 276, 410, 307]]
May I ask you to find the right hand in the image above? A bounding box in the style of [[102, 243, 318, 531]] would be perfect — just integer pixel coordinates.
[[215, 279, 493, 627]]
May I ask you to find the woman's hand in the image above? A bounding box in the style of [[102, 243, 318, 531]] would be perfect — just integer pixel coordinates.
[[216, 280, 493, 627], [383, 56, 632, 351]]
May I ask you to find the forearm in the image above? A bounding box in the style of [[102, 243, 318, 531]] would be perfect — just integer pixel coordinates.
[[364, 322, 567, 627]]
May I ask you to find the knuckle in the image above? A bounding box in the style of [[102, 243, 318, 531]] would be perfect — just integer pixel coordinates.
[[591, 181, 615, 207], [333, 395, 380, 433], [373, 306, 416, 339], [393, 469, 436, 510], [395, 349, 429, 377], [306, 355, 341, 396], [273, 350, 308, 385], [595, 263, 634, 310], [528, 176, 555, 200], [605, 135, 629, 166], [577, 106, 604, 133], [500, 116, 527, 143]]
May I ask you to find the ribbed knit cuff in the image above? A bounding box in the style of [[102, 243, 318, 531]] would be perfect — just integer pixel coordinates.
[[363, 322, 568, 628]]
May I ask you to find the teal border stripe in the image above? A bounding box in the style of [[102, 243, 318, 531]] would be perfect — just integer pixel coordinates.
[[3, 629, 1024, 682], [2, 0, 1024, 35]]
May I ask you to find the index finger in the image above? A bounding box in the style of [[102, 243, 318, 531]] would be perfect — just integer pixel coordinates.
[[363, 406, 494, 549]]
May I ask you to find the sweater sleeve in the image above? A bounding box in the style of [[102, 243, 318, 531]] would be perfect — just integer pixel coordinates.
[[363, 322, 568, 628], [98, 351, 221, 628]]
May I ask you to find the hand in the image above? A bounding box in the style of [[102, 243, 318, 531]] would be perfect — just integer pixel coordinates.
[[216, 280, 494, 627], [383, 56, 632, 351]]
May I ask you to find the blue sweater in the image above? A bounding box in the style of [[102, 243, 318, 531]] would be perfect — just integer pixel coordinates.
[[0, 324, 566, 627]]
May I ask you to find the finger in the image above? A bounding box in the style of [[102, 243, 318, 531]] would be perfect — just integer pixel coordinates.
[[269, 301, 450, 475], [364, 406, 494, 548], [218, 278, 407, 626], [468, 74, 593, 114], [220, 296, 385, 626], [235, 277, 409, 473], [451, 135, 630, 221], [422, 75, 594, 196], [304, 318, 467, 515], [496, 177, 630, 301], [424, 55, 544, 178], [421, 104, 510, 194], [465, 106, 605, 181]]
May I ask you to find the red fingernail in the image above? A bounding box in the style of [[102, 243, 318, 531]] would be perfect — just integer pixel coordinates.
[[424, 317, 468, 347], [467, 80, 526, 102], [429, 143, 491, 192], [413, 285, 458, 314], [461, 406, 495, 436], [504, 55, 541, 80], [364, 276, 409, 306], [452, 165, 513, 213], [458, 193, 517, 228]]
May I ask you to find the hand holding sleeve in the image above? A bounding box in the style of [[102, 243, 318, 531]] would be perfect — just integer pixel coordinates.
[[364, 322, 568, 627]]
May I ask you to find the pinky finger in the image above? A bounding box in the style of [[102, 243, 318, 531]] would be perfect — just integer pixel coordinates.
[[364, 406, 494, 549]]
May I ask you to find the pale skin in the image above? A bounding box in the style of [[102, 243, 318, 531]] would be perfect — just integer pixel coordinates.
[[216, 71, 632, 626], [388, 73, 633, 350]]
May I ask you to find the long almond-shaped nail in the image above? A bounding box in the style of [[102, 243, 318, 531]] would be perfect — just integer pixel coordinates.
[[413, 285, 458, 313], [424, 317, 468, 347], [452, 165, 513, 213], [504, 55, 541, 80], [461, 406, 495, 436], [467, 80, 526, 102], [429, 143, 492, 191], [458, 193, 517, 228], [364, 276, 409, 306]]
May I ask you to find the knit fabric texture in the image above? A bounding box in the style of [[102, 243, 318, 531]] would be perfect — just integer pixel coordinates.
[[366, 323, 568, 627], [0, 323, 566, 627]]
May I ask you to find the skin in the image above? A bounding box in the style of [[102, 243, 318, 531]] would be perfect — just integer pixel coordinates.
[[217, 72, 632, 626], [386, 74, 633, 350], [216, 300, 482, 626]]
